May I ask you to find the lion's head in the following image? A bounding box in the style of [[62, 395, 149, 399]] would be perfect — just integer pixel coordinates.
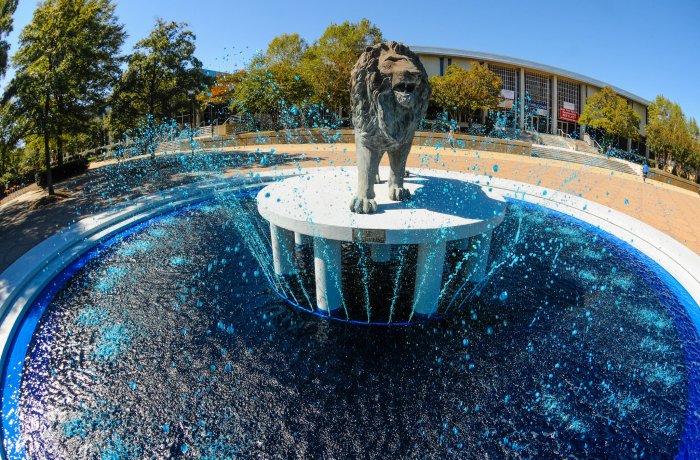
[[350, 41, 431, 146]]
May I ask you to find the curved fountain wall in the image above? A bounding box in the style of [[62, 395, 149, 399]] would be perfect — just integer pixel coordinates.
[[1, 166, 699, 459]]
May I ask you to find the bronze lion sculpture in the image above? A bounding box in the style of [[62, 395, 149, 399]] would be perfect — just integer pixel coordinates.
[[349, 41, 431, 214]]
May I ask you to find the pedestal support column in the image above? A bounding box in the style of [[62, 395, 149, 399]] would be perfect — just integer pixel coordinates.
[[314, 237, 342, 313], [413, 241, 446, 317], [467, 231, 493, 282], [371, 244, 391, 262], [270, 223, 296, 275], [295, 232, 311, 246]]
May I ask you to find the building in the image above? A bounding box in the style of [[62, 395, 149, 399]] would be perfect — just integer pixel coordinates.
[[412, 46, 650, 155]]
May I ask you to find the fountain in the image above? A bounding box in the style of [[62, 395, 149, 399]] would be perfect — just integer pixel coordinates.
[[0, 43, 699, 459], [256, 42, 505, 321]]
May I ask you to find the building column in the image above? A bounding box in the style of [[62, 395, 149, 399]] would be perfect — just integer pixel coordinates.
[[579, 84, 587, 136], [627, 137, 632, 153], [519, 68, 525, 130], [551, 76, 558, 135]]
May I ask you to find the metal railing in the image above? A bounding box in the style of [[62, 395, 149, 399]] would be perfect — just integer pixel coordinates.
[[556, 129, 577, 150]]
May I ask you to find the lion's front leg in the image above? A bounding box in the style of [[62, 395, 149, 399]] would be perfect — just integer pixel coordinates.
[[350, 140, 379, 213], [387, 144, 411, 201]]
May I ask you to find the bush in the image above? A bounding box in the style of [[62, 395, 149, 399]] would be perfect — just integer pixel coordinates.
[[0, 171, 33, 189], [35, 156, 89, 187]]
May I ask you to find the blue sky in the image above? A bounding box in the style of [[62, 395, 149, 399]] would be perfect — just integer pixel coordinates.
[[4, 0, 699, 120]]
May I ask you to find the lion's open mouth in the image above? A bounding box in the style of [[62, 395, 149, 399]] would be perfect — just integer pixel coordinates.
[[393, 82, 417, 108]]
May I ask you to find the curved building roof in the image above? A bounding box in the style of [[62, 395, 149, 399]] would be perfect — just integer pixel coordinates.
[[411, 46, 650, 106]]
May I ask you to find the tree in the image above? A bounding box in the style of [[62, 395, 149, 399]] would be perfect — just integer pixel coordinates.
[[197, 70, 246, 107], [110, 19, 209, 135], [0, 0, 18, 77], [300, 19, 383, 118], [265, 33, 307, 68], [10, 0, 125, 194], [646, 95, 695, 167], [429, 63, 501, 125], [232, 58, 311, 129], [578, 86, 640, 147], [0, 100, 26, 176]]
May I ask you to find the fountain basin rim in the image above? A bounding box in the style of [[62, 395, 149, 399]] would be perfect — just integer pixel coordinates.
[[1, 166, 700, 459], [0, 178, 267, 384]]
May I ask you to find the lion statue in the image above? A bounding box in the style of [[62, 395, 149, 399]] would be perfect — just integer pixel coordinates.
[[349, 41, 431, 214]]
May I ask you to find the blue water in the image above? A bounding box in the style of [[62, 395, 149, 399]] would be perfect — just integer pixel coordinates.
[[2, 194, 699, 459]]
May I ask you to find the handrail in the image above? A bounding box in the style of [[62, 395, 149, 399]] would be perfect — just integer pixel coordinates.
[[589, 138, 603, 155], [556, 129, 576, 150]]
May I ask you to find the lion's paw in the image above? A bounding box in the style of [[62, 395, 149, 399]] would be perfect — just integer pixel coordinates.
[[350, 196, 378, 214], [388, 187, 411, 201]]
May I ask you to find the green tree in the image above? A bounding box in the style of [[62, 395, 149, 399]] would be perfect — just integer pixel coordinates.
[[265, 33, 307, 68], [0, 0, 18, 77], [0, 100, 26, 177], [646, 95, 695, 167], [228, 33, 314, 129], [430, 63, 501, 125], [110, 19, 208, 135], [10, 0, 125, 194], [689, 118, 700, 174], [300, 19, 382, 118], [232, 58, 311, 128], [579, 86, 640, 147]]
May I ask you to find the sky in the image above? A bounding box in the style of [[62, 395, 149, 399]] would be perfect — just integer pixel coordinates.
[[3, 0, 699, 120]]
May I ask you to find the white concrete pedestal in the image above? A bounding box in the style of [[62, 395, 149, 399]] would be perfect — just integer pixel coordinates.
[[313, 237, 342, 312], [468, 231, 493, 282], [413, 241, 447, 317], [294, 232, 311, 246], [270, 223, 296, 275], [257, 167, 506, 320], [371, 244, 392, 263]]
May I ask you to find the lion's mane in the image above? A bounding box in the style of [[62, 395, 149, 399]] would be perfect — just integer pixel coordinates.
[[350, 41, 430, 147]]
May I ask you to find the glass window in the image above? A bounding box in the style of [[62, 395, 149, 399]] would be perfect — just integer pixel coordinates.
[[524, 72, 550, 107], [489, 64, 517, 95], [557, 79, 580, 113]]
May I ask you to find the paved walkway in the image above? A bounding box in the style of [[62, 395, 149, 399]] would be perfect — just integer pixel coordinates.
[[1, 143, 699, 273]]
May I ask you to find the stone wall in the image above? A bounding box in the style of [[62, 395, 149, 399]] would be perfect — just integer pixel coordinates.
[[649, 169, 700, 194], [190, 128, 531, 156]]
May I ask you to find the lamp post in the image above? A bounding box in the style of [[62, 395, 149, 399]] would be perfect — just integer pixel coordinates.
[[187, 89, 195, 130], [209, 102, 214, 137]]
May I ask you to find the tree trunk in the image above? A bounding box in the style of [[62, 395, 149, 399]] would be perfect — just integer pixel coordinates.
[[56, 129, 64, 167], [44, 93, 54, 195], [56, 94, 64, 166]]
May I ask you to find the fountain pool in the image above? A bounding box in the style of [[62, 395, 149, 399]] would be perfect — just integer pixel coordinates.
[[0, 167, 699, 459]]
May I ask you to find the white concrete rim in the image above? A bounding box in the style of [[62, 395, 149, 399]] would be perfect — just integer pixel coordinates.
[[0, 176, 269, 460], [256, 166, 507, 244], [0, 166, 699, 459]]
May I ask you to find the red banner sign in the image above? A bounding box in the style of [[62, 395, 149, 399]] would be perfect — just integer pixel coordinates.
[[559, 108, 579, 123]]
